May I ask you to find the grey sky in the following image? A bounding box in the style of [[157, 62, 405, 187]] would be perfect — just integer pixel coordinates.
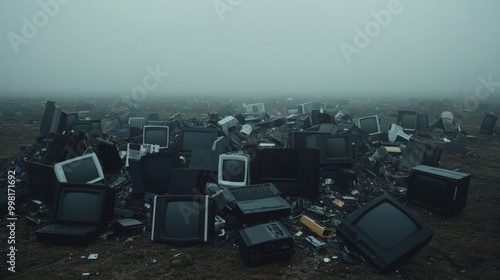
[[1, 0, 499, 98]]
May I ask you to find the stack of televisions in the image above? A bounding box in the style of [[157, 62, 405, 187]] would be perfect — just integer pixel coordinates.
[[24, 100, 486, 273]]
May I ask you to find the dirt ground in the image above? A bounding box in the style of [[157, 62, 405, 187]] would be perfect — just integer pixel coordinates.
[[1, 96, 499, 279]]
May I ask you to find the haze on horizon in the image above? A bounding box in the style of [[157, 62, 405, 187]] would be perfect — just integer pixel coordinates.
[[1, 0, 499, 100]]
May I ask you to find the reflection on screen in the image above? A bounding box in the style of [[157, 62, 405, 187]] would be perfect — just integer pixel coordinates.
[[164, 201, 200, 238]]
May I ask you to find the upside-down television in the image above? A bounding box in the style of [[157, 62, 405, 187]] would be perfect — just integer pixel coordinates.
[[53, 153, 105, 184], [250, 148, 320, 197], [336, 194, 433, 273], [151, 195, 216, 245], [218, 154, 249, 187], [407, 165, 471, 216], [354, 115, 381, 135]]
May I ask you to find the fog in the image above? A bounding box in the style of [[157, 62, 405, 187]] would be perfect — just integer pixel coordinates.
[[1, 0, 499, 99]]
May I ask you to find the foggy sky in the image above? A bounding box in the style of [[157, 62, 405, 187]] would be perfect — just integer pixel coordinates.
[[1, 0, 499, 98]]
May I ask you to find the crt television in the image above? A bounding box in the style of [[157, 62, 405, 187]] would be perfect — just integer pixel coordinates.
[[218, 154, 249, 187], [479, 113, 497, 135], [250, 148, 320, 197], [318, 134, 357, 165], [407, 165, 471, 216], [54, 182, 115, 226], [141, 151, 182, 194], [397, 110, 418, 132], [143, 125, 169, 149], [151, 195, 216, 244], [179, 126, 219, 151], [336, 194, 433, 273], [398, 139, 441, 172], [25, 160, 58, 206], [354, 115, 381, 135], [54, 153, 105, 184]]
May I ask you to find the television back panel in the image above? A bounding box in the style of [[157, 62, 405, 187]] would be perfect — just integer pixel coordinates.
[[96, 138, 124, 175], [40, 101, 56, 136], [408, 165, 471, 216], [238, 221, 294, 266]]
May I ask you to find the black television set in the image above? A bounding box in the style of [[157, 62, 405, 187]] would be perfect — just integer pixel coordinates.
[[143, 125, 169, 149], [311, 110, 334, 125], [63, 112, 79, 133], [318, 134, 357, 165], [179, 127, 219, 152], [355, 115, 381, 135], [73, 121, 93, 132], [54, 182, 115, 225], [408, 165, 471, 216], [95, 138, 124, 175], [151, 195, 216, 245], [336, 194, 433, 273], [479, 113, 497, 135], [288, 131, 327, 149], [417, 113, 429, 130], [397, 110, 418, 132], [398, 139, 441, 172], [250, 148, 320, 197], [141, 151, 182, 194], [25, 160, 58, 205]]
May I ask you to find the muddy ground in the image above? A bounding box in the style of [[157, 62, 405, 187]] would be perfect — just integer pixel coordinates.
[[0, 96, 499, 279]]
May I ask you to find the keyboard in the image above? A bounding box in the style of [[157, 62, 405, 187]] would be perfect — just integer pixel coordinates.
[[128, 149, 141, 160], [107, 173, 131, 190], [37, 224, 99, 235], [227, 183, 279, 201]]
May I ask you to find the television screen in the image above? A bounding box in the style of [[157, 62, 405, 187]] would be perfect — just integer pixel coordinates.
[[218, 154, 249, 187], [318, 134, 357, 165], [441, 118, 456, 132], [129, 117, 146, 129], [250, 148, 320, 197], [288, 131, 326, 149], [408, 165, 471, 216], [143, 125, 169, 148], [63, 112, 79, 132], [337, 194, 433, 273], [397, 110, 418, 132], [357, 116, 380, 135], [180, 127, 219, 151], [54, 182, 115, 225], [141, 151, 181, 194], [54, 153, 104, 184], [73, 121, 92, 132], [151, 195, 215, 244]]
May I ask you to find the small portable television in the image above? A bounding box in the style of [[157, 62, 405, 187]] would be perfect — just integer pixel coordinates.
[[336, 194, 433, 273], [407, 165, 471, 216], [318, 134, 357, 165], [179, 126, 219, 151], [143, 125, 169, 149], [151, 195, 216, 244], [218, 154, 249, 187], [54, 153, 105, 184], [354, 115, 381, 135]]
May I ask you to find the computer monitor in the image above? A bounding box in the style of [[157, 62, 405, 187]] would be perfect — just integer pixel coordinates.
[[151, 195, 216, 244], [398, 139, 441, 172], [53, 153, 105, 184], [25, 160, 58, 205], [318, 134, 357, 165], [336, 194, 433, 273], [54, 182, 115, 226], [63, 112, 79, 133], [354, 115, 381, 135], [143, 125, 169, 149], [408, 165, 471, 216], [73, 121, 93, 132], [140, 151, 181, 194], [311, 110, 334, 126], [417, 113, 429, 130], [298, 102, 312, 114], [95, 138, 123, 175], [179, 127, 219, 152], [397, 110, 418, 132], [245, 103, 265, 114], [250, 148, 320, 197], [218, 154, 249, 187], [479, 113, 497, 134], [129, 117, 146, 137]]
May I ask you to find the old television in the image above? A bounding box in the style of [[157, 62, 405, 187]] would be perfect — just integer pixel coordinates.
[[63, 112, 79, 132], [179, 126, 219, 152], [417, 113, 429, 130], [245, 103, 265, 114], [336, 194, 433, 273], [288, 131, 327, 149], [151, 195, 216, 244], [54, 182, 115, 225], [354, 115, 381, 135], [407, 165, 471, 216], [53, 153, 105, 184], [73, 121, 93, 132], [318, 134, 357, 165], [397, 110, 418, 133], [40, 101, 66, 136], [25, 160, 58, 205], [129, 117, 146, 137], [141, 151, 182, 194], [95, 138, 123, 175], [398, 139, 441, 172], [250, 148, 320, 197], [218, 154, 249, 187], [298, 102, 312, 114], [479, 113, 497, 134], [143, 125, 169, 149]]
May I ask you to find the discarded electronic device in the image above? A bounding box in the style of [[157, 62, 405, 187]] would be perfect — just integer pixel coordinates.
[[479, 113, 497, 135], [300, 215, 334, 238]]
